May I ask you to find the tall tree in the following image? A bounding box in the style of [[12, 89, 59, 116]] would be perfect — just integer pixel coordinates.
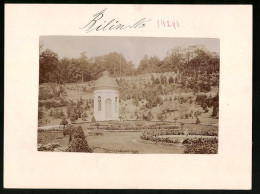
[[39, 48, 59, 83]]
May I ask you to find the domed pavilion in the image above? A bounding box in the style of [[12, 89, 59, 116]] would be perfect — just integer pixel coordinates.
[[93, 71, 119, 121]]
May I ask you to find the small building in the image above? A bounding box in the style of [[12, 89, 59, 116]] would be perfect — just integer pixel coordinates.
[[93, 71, 119, 121]]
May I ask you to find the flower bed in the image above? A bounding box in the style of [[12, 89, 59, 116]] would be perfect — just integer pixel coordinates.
[[182, 137, 218, 154], [38, 143, 60, 151], [140, 129, 218, 154], [87, 123, 179, 131]]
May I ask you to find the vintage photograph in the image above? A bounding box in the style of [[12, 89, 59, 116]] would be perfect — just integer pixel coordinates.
[[38, 36, 219, 154]]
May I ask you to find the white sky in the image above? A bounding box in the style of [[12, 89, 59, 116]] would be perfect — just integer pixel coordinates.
[[40, 36, 219, 68]]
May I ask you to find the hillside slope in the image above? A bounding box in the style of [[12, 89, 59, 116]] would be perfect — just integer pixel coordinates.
[[38, 71, 219, 126]]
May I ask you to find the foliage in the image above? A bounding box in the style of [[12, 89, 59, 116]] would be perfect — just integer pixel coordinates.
[[38, 143, 60, 151], [52, 109, 65, 119], [195, 93, 219, 117], [140, 133, 182, 144], [60, 119, 68, 128], [66, 126, 92, 152], [39, 99, 68, 109], [147, 111, 154, 121], [137, 55, 161, 74], [143, 111, 154, 121], [195, 117, 201, 124], [40, 47, 136, 84], [66, 102, 83, 123], [39, 49, 59, 83], [38, 44, 219, 125], [91, 115, 96, 122], [182, 138, 218, 154], [39, 45, 219, 87], [63, 126, 73, 136], [157, 112, 166, 121]]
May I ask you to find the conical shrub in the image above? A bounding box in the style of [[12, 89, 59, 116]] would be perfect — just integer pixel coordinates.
[[66, 126, 92, 152]]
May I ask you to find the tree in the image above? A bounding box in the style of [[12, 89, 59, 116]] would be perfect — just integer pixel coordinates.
[[212, 104, 218, 117], [49, 109, 53, 116], [91, 115, 96, 122], [60, 118, 68, 128], [57, 58, 71, 84], [53, 108, 60, 119], [147, 111, 154, 121], [160, 75, 167, 84], [132, 96, 139, 106], [151, 75, 155, 82], [79, 52, 89, 82], [168, 76, 174, 84], [137, 55, 160, 74], [81, 112, 88, 121], [157, 112, 166, 121], [154, 77, 160, 84], [195, 117, 201, 124], [67, 60, 83, 83], [163, 47, 184, 71], [70, 112, 78, 124], [39, 48, 59, 83], [180, 122, 184, 130]]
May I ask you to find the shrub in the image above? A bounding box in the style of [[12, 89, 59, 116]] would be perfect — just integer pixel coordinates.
[[54, 109, 61, 119], [70, 112, 78, 124], [212, 105, 219, 117], [182, 139, 192, 144], [66, 126, 92, 152], [67, 102, 83, 122], [91, 115, 96, 122], [63, 126, 73, 136], [39, 99, 68, 109], [135, 121, 144, 128], [38, 143, 60, 151], [157, 113, 166, 121], [182, 138, 218, 154], [180, 122, 184, 130], [196, 117, 201, 124], [60, 119, 68, 128], [168, 76, 174, 84], [147, 111, 154, 121]]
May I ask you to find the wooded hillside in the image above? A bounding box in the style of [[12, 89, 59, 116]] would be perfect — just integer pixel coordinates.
[[40, 44, 219, 84]]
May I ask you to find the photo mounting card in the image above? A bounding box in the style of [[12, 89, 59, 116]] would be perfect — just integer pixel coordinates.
[[4, 4, 252, 189]]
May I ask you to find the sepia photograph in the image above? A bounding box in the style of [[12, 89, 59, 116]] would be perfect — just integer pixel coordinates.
[[5, 4, 252, 189], [38, 36, 220, 154]]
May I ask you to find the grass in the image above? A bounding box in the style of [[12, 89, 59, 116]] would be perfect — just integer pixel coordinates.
[[38, 120, 218, 154], [38, 127, 186, 153]]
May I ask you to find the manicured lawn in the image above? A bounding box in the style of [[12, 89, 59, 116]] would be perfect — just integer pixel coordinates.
[[37, 121, 217, 154], [38, 129, 185, 153], [87, 131, 185, 154]]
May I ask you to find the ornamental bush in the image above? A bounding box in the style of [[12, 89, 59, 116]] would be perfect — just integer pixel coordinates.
[[66, 126, 92, 153], [182, 137, 218, 154], [91, 115, 96, 122], [60, 119, 68, 128]]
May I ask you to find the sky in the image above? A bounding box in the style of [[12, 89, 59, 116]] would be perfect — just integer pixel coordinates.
[[40, 36, 219, 68]]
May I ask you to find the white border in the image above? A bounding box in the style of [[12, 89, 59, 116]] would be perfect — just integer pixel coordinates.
[[4, 4, 252, 189]]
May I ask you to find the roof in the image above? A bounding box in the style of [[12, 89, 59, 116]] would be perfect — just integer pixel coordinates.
[[94, 71, 119, 89]]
